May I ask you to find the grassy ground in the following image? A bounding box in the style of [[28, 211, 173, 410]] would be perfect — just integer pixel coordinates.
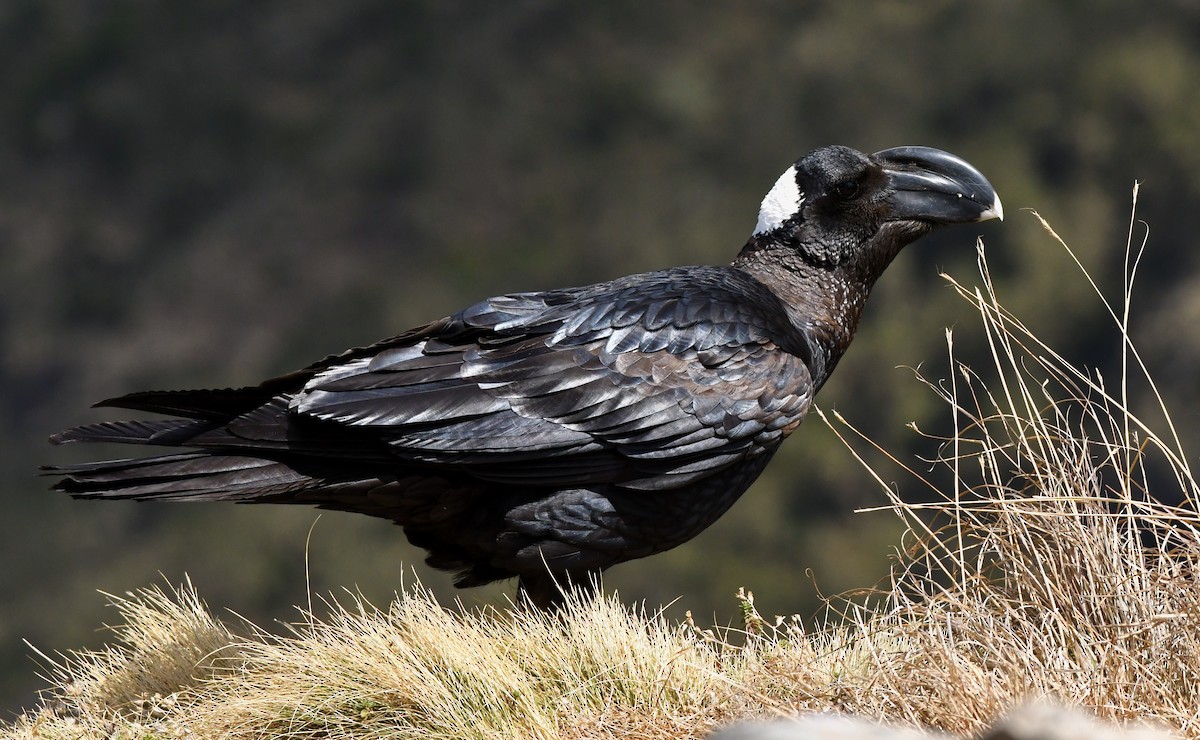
[[7, 208, 1200, 739]]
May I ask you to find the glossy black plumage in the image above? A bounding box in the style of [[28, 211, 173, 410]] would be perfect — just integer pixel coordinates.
[[48, 145, 1001, 609]]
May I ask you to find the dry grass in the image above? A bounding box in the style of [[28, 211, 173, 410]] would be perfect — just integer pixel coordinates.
[[8, 201, 1200, 739]]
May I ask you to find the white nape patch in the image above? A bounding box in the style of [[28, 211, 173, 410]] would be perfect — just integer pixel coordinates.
[[753, 165, 804, 236]]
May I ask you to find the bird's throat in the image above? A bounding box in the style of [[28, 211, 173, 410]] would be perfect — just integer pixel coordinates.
[[733, 241, 873, 387]]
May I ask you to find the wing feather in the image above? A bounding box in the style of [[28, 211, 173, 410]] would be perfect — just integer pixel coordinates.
[[292, 266, 815, 490]]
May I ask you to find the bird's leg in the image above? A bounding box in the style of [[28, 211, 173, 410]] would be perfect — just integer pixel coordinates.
[[516, 570, 600, 612]]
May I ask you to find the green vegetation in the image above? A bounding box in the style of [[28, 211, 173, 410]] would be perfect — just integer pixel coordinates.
[[6, 225, 1199, 737], [6, 0, 1200, 717]]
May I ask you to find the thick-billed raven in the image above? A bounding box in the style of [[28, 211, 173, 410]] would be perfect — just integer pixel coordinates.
[[49, 145, 1001, 609]]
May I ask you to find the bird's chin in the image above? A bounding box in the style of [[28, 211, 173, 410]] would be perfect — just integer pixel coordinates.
[[878, 219, 936, 244], [849, 220, 938, 278]]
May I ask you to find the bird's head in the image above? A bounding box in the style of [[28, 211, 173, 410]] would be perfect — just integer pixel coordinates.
[[748, 144, 1002, 277]]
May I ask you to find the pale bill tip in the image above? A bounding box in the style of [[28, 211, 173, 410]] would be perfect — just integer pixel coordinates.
[[980, 193, 1004, 222]]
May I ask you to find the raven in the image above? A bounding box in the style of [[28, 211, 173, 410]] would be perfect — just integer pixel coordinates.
[[49, 145, 1001, 609]]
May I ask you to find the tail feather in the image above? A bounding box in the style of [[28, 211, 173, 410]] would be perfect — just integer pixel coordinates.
[[49, 419, 218, 446], [47, 393, 391, 504], [48, 453, 318, 501], [95, 387, 276, 420]]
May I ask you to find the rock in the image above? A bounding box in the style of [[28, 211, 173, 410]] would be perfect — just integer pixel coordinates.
[[708, 714, 947, 740], [981, 703, 1180, 740], [709, 703, 1181, 740]]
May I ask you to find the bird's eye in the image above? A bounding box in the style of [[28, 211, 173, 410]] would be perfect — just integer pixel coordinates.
[[831, 179, 861, 201]]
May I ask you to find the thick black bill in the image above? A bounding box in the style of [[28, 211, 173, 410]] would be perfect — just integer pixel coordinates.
[[875, 146, 1003, 224]]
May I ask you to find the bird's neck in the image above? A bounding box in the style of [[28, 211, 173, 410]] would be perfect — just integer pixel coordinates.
[[733, 240, 877, 388]]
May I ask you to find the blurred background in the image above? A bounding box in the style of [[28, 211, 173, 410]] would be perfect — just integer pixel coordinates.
[[4, 0, 1200, 716]]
